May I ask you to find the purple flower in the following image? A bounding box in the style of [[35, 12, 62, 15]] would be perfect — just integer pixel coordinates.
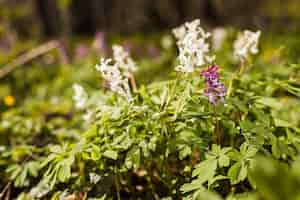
[[147, 44, 160, 58], [200, 65, 226, 105], [75, 44, 90, 59]]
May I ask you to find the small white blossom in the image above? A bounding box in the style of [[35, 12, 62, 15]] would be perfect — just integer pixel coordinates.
[[96, 58, 120, 81], [89, 172, 102, 184], [59, 190, 69, 200], [83, 109, 94, 122], [175, 54, 194, 73], [112, 45, 137, 74], [234, 30, 261, 61], [96, 58, 132, 101], [72, 84, 88, 109], [172, 25, 186, 41], [0, 145, 5, 151], [173, 19, 214, 73], [212, 27, 227, 50], [95, 44, 138, 102]]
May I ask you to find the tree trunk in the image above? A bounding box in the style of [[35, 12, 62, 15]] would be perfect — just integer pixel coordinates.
[[34, 0, 62, 37]]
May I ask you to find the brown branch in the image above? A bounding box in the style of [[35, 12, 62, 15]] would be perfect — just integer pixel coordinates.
[[0, 181, 11, 199], [0, 40, 60, 79], [128, 72, 137, 93]]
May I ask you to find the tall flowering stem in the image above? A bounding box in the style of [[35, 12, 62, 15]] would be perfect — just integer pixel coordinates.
[[165, 19, 215, 109], [233, 30, 261, 63], [200, 65, 226, 145], [200, 65, 226, 106], [173, 19, 214, 73], [112, 45, 138, 93], [96, 58, 133, 102], [95, 44, 138, 102], [228, 30, 261, 97]]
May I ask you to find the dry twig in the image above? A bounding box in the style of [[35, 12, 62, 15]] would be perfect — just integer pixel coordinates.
[[0, 40, 60, 79]]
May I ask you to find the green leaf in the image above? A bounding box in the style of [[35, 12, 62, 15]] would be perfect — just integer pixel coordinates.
[[27, 161, 39, 177], [58, 164, 71, 182], [274, 119, 293, 128], [256, 97, 283, 109], [179, 145, 192, 160], [91, 144, 101, 160], [245, 146, 258, 158], [208, 175, 228, 188], [180, 179, 203, 193], [192, 159, 218, 183], [218, 154, 230, 167], [84, 124, 98, 138], [103, 150, 118, 160], [192, 188, 222, 200], [228, 162, 247, 185], [125, 147, 140, 169]]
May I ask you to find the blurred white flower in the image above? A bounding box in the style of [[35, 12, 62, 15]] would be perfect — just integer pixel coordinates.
[[234, 30, 261, 61], [72, 83, 88, 109], [59, 190, 69, 200], [175, 54, 194, 73], [173, 19, 213, 73], [83, 109, 94, 122], [173, 25, 186, 41], [0, 145, 5, 151], [212, 27, 227, 50], [112, 45, 137, 74], [96, 58, 132, 101], [89, 172, 101, 184], [96, 58, 120, 80]]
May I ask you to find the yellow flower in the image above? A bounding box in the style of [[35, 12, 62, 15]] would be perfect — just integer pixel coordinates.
[[4, 95, 15, 106]]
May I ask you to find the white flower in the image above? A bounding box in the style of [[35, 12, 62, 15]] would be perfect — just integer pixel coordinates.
[[95, 44, 138, 102], [173, 19, 214, 73], [59, 190, 69, 200], [175, 54, 194, 73], [172, 25, 186, 41], [212, 27, 227, 50], [0, 145, 5, 151], [112, 45, 137, 74], [83, 109, 94, 122], [72, 84, 88, 109], [96, 58, 121, 81], [234, 30, 261, 61], [89, 172, 101, 184], [96, 58, 132, 101]]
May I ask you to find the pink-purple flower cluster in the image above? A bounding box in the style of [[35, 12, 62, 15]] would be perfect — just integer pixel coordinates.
[[200, 65, 226, 106]]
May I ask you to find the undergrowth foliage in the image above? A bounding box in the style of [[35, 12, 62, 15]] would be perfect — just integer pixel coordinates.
[[1, 19, 300, 200]]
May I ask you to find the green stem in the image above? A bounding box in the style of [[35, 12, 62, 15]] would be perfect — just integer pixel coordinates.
[[227, 59, 246, 97], [165, 73, 181, 109], [238, 59, 246, 75], [114, 167, 121, 200], [213, 107, 221, 145]]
